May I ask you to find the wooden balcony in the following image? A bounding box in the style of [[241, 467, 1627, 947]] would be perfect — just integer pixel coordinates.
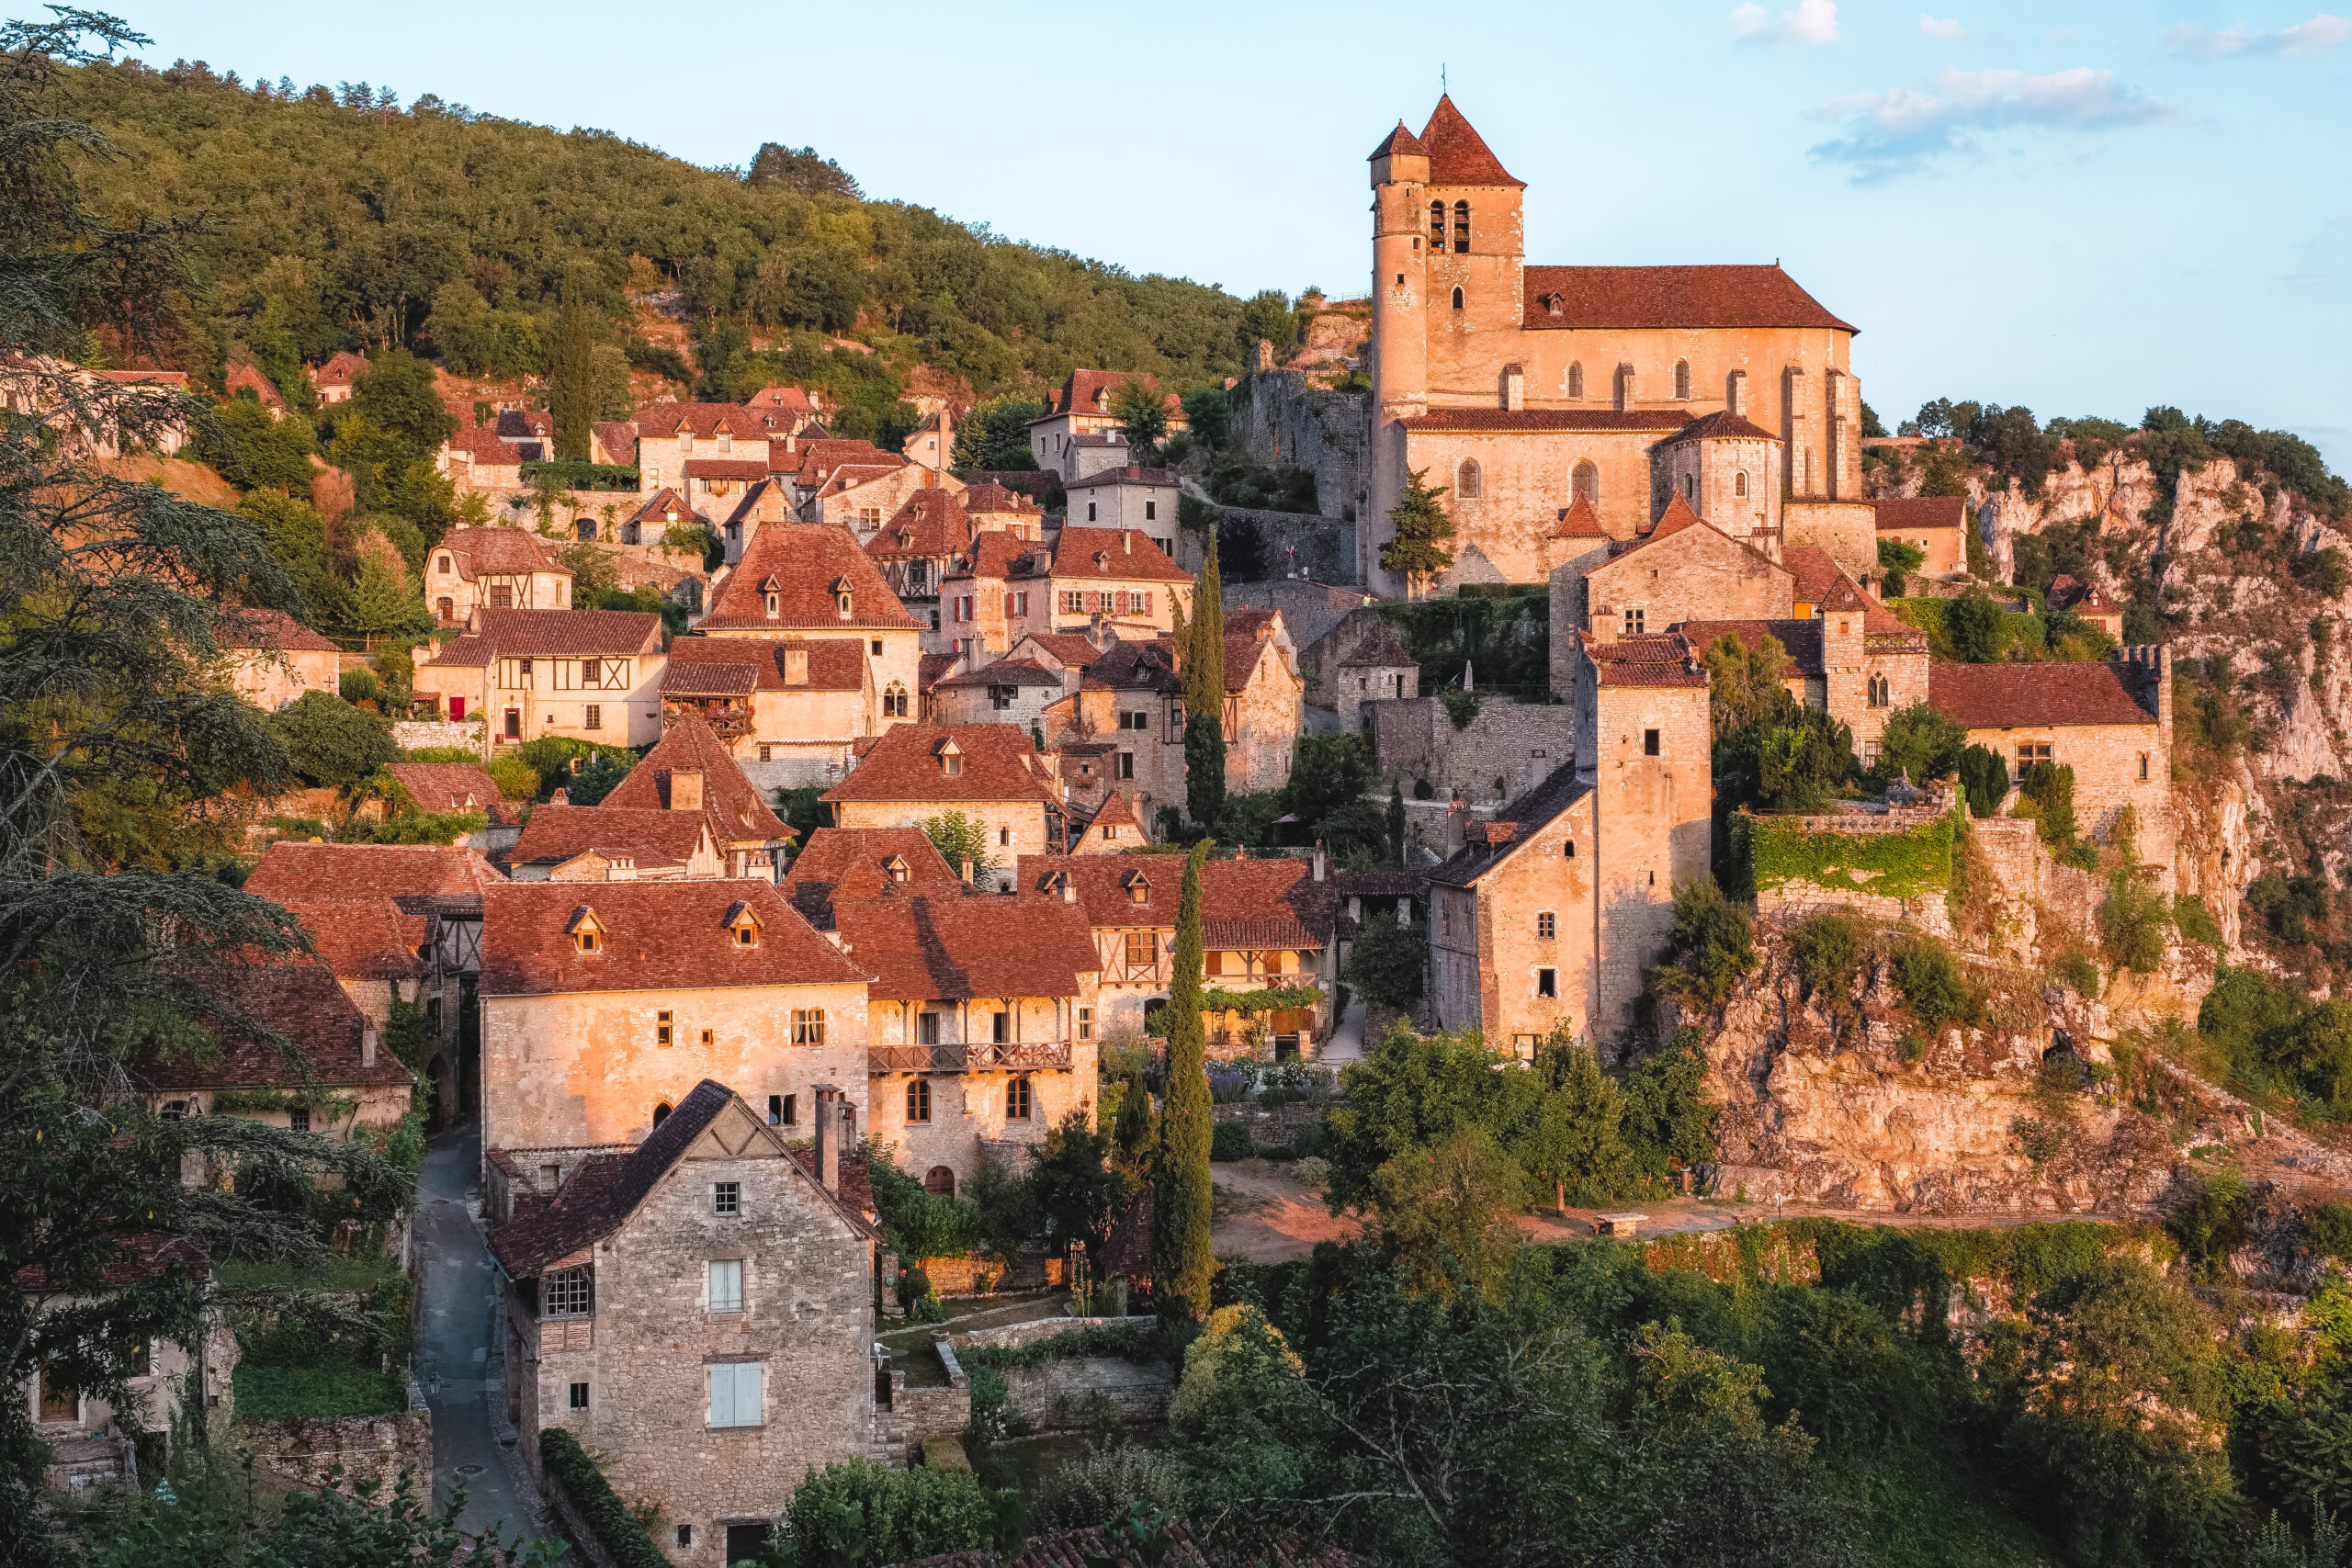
[[867, 1040, 1075, 1075]]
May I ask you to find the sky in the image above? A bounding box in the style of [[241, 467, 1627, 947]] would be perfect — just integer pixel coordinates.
[[118, 0, 2352, 470]]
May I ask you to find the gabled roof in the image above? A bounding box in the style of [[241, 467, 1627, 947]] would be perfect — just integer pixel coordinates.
[[1871, 495, 1966, 532], [487, 1079, 870, 1277], [1012, 854, 1337, 946], [220, 606, 338, 652], [506, 804, 714, 873], [632, 401, 770, 441], [831, 893, 1099, 1001], [1014, 633, 1106, 670], [496, 410, 554, 440], [937, 660, 1063, 690], [1339, 620, 1417, 668], [222, 361, 287, 411], [593, 421, 639, 462], [791, 438, 901, 487], [599, 711, 793, 844], [1778, 547, 1915, 637], [1060, 465, 1182, 492], [139, 964, 413, 1090], [1521, 265, 1857, 334], [1223, 608, 1290, 694], [1039, 370, 1178, 422], [452, 427, 527, 467], [1046, 526, 1192, 584], [1577, 629, 1710, 688], [786, 827, 962, 917], [743, 385, 818, 414], [385, 762, 520, 826], [1396, 409, 1690, 434], [465, 608, 662, 658], [683, 458, 769, 481], [1082, 637, 1181, 694], [478, 879, 866, 997], [699, 524, 922, 632], [867, 489, 975, 559], [1086, 791, 1142, 831], [277, 896, 429, 980], [314, 351, 368, 387], [245, 842, 501, 904], [1552, 495, 1608, 539], [1429, 766, 1592, 890], [959, 481, 1044, 516], [1929, 660, 2156, 730], [1660, 409, 1781, 446], [947, 530, 1040, 583], [2045, 573, 2120, 615], [822, 724, 1059, 807], [662, 636, 864, 695], [1419, 96, 1522, 186], [433, 527, 563, 581]]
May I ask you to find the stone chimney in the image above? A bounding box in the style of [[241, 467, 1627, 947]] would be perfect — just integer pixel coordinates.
[[361, 1026, 379, 1068], [1726, 369, 1747, 418], [668, 771, 703, 812], [1445, 801, 1466, 857], [812, 1084, 841, 1191], [1313, 840, 1327, 882], [959, 856, 975, 886], [550, 786, 570, 807], [1119, 529, 1131, 553], [1061, 873, 1077, 903]]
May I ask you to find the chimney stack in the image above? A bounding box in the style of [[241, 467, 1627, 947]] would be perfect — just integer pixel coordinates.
[[1445, 802, 1466, 857], [960, 856, 975, 886], [812, 1084, 841, 1191], [1061, 872, 1076, 903], [1313, 840, 1327, 882], [361, 1026, 379, 1068], [669, 771, 703, 812]]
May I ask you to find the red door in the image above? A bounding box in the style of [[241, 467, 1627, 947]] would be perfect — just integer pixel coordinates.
[[448, 696, 466, 721]]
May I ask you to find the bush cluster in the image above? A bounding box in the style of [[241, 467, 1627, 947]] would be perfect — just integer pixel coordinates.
[[540, 1427, 668, 1568]]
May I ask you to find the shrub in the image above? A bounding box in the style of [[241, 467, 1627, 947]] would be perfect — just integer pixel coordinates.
[[2057, 952, 2100, 997], [1957, 744, 2009, 818], [1210, 1121, 1255, 1161], [2014, 761, 2078, 846], [1030, 1442, 1183, 1533], [1294, 1155, 1332, 1191], [2305, 1201, 2352, 1262], [1442, 689, 1483, 730], [542, 1427, 667, 1568], [1343, 910, 1424, 1010], [338, 668, 379, 705], [1892, 937, 1979, 1032], [2175, 895, 2222, 946], [1873, 701, 1965, 786], [1788, 912, 1864, 998], [777, 1457, 1015, 1566], [1652, 880, 1757, 1007], [2100, 873, 2173, 974], [485, 753, 539, 801], [2010, 1114, 2066, 1170], [273, 690, 396, 788]]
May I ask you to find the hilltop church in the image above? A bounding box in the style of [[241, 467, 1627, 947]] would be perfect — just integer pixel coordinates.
[[1363, 97, 1876, 593]]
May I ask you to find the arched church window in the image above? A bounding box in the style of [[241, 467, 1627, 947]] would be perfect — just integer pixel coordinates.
[[1429, 200, 1446, 247], [1451, 287, 1464, 311], [1452, 200, 1471, 253], [1572, 461, 1599, 503], [1567, 362, 1584, 400], [1674, 359, 1691, 400], [1456, 459, 1483, 500], [1735, 470, 1749, 498]]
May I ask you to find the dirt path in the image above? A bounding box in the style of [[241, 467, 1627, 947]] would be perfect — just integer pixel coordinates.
[[1210, 1160, 1364, 1261]]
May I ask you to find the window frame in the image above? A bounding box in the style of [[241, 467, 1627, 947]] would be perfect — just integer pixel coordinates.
[[707, 1258, 744, 1314], [712, 1181, 741, 1217], [791, 1009, 826, 1045], [707, 1359, 763, 1427]]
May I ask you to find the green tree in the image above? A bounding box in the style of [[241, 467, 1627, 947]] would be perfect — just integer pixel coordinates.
[[1945, 586, 2010, 663], [1183, 535, 1227, 829], [1028, 1111, 1133, 1269], [745, 141, 862, 197], [767, 1459, 1016, 1568], [949, 394, 1044, 471], [1653, 881, 1757, 1007], [1281, 734, 1373, 838], [1235, 289, 1297, 358], [1343, 911, 1424, 1010], [1153, 841, 1216, 1320], [919, 808, 996, 886], [1387, 780, 1408, 866], [546, 277, 599, 462], [1873, 700, 1966, 785], [1621, 1031, 1721, 1178], [273, 690, 398, 788], [1372, 1127, 1528, 1303], [1516, 1029, 1631, 1210], [1876, 537, 1925, 597], [2015, 761, 2078, 846], [347, 346, 457, 457], [1958, 743, 2009, 818], [1110, 375, 1170, 461], [196, 394, 317, 493], [1379, 467, 1455, 597]]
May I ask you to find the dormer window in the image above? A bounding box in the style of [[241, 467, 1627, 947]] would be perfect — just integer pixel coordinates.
[[885, 854, 910, 883], [837, 592, 853, 618], [937, 739, 964, 777], [724, 900, 762, 948], [831, 575, 854, 620], [1122, 871, 1150, 906], [567, 908, 605, 954], [764, 593, 780, 617]]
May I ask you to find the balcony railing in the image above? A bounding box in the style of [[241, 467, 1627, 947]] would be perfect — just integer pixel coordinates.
[[867, 1040, 1075, 1075]]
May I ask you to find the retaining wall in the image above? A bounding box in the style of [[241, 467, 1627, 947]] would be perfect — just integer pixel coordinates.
[[238, 1402, 432, 1496]]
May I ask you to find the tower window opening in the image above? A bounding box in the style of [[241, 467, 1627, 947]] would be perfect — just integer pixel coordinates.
[[1736, 470, 1749, 498], [1567, 362, 1584, 400], [1451, 286, 1464, 311], [1455, 459, 1483, 501], [1452, 199, 1470, 253], [1429, 200, 1446, 246], [1674, 359, 1691, 400], [1572, 460, 1599, 504]]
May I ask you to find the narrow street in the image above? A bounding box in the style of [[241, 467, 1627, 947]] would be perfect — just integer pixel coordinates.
[[415, 1122, 549, 1549]]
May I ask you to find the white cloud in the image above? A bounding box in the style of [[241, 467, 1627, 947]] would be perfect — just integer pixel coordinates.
[[1811, 65, 2177, 181], [1735, 0, 1840, 46], [1918, 14, 1966, 40], [2165, 13, 2351, 57]]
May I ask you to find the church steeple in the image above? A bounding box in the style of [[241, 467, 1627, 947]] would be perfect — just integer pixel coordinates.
[[1418, 96, 1524, 187]]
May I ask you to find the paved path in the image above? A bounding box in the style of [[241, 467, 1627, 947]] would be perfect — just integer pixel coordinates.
[[1317, 998, 1367, 1066], [416, 1122, 549, 1548]]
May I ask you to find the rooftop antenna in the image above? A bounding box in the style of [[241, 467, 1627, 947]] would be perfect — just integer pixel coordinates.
[[1442, 63, 1449, 95]]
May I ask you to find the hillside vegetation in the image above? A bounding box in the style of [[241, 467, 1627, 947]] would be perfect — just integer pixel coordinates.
[[61, 59, 1291, 414]]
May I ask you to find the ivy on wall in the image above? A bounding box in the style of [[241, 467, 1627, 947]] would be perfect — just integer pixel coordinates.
[[1734, 807, 1959, 904]]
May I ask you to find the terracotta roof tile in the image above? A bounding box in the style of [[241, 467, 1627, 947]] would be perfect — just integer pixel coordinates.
[[744, 385, 817, 414], [1872, 496, 1965, 532], [948, 530, 1040, 583], [1012, 855, 1336, 945], [140, 964, 413, 1089], [1928, 660, 2156, 729], [936, 659, 1063, 690], [1338, 620, 1417, 668], [1082, 638, 1181, 694], [683, 458, 769, 480], [245, 842, 501, 904], [435, 527, 560, 581], [277, 896, 430, 980], [1397, 408, 1690, 434], [632, 402, 771, 441], [1017, 634, 1107, 669], [221, 606, 338, 652], [1551, 495, 1609, 539], [1661, 409, 1781, 445], [1419, 95, 1522, 186], [1579, 628, 1710, 688], [1046, 526, 1192, 584], [222, 362, 287, 410], [496, 410, 554, 440], [918, 652, 958, 691], [1368, 120, 1428, 160], [831, 893, 1099, 1001], [17, 1233, 210, 1292], [700, 524, 922, 632], [662, 636, 864, 695], [479, 879, 866, 997], [384, 762, 520, 825], [867, 489, 976, 559], [314, 351, 368, 387], [1521, 265, 1857, 333], [599, 712, 793, 844], [823, 724, 1059, 807], [786, 828, 962, 917], [464, 608, 662, 658], [958, 481, 1043, 516], [1042, 371, 1177, 422], [453, 428, 526, 467], [506, 804, 712, 872], [791, 439, 900, 486], [592, 421, 638, 462], [1430, 768, 1594, 889]]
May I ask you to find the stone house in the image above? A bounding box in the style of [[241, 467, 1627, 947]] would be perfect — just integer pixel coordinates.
[[1327, 616, 1421, 731], [821, 723, 1067, 874], [486, 1078, 878, 1568], [2045, 574, 2125, 638], [598, 712, 797, 877], [383, 761, 524, 854], [439, 426, 530, 500], [411, 608, 665, 749], [1026, 370, 1183, 480], [783, 439, 903, 509], [1363, 98, 1863, 593], [1068, 790, 1148, 853], [717, 478, 795, 567], [633, 403, 775, 499], [804, 458, 943, 537], [1552, 498, 1792, 647], [478, 879, 875, 1167], [137, 964, 414, 1136], [424, 529, 573, 626], [506, 806, 726, 883], [1041, 637, 1185, 831], [1928, 647, 2176, 871], [623, 489, 706, 545], [1873, 496, 1969, 582], [1429, 630, 1713, 1053], [1060, 468, 1182, 557], [18, 1236, 235, 1495], [959, 480, 1047, 539], [219, 608, 341, 711], [312, 350, 366, 404], [932, 657, 1067, 736], [899, 409, 956, 473], [222, 360, 288, 418], [1012, 852, 1340, 1053], [865, 487, 978, 642], [942, 526, 1191, 660], [696, 523, 923, 739], [661, 637, 870, 782], [831, 886, 1102, 1196], [1219, 609, 1307, 794], [683, 457, 769, 517]]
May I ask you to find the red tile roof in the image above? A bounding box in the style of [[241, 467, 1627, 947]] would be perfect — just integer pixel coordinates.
[[948, 530, 1039, 583], [1081, 637, 1181, 694], [683, 458, 770, 480], [744, 385, 817, 414], [452, 427, 525, 467], [1042, 370, 1178, 421], [867, 489, 976, 559], [662, 636, 865, 694], [140, 964, 412, 1089], [222, 361, 287, 410], [832, 892, 1099, 1001], [1012, 854, 1336, 946], [495, 410, 555, 440], [592, 421, 638, 462], [1552, 495, 1608, 539], [1061, 465, 1182, 492], [1368, 120, 1428, 160], [1419, 95, 1522, 186], [1018, 633, 1106, 670], [385, 762, 519, 826], [599, 711, 792, 844], [278, 896, 430, 980], [478, 879, 866, 997], [1223, 608, 1289, 694], [633, 402, 770, 441], [1929, 660, 2155, 729], [2045, 574, 2120, 615], [314, 351, 368, 387], [245, 842, 501, 904], [1046, 526, 1192, 584], [460, 608, 662, 658], [792, 439, 905, 488], [936, 659, 1063, 690], [506, 804, 710, 872], [1338, 620, 1416, 668], [787, 827, 962, 910], [823, 724, 1059, 807], [1396, 408, 1690, 434], [1781, 545, 1845, 606], [221, 606, 338, 652], [918, 652, 958, 692], [1661, 409, 1781, 445], [1521, 265, 1857, 333], [1872, 496, 1965, 532], [700, 524, 922, 632], [1579, 629, 1709, 688], [434, 527, 561, 581], [1085, 791, 1142, 831], [959, 481, 1043, 515]]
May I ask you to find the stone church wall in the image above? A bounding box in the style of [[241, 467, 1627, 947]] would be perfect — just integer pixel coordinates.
[[1367, 695, 1574, 803]]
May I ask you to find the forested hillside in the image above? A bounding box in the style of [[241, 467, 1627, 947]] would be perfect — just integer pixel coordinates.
[[60, 59, 1292, 412]]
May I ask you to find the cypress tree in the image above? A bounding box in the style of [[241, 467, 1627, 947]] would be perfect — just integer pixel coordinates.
[[1183, 532, 1227, 829], [547, 278, 597, 463], [1379, 466, 1456, 598], [1152, 840, 1216, 1319], [1387, 779, 1408, 867]]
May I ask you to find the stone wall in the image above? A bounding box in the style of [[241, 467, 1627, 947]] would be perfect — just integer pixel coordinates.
[[999, 1357, 1174, 1430], [1191, 507, 1357, 588], [1367, 695, 1574, 803], [239, 1405, 432, 1497], [1230, 369, 1368, 542], [389, 719, 482, 753]]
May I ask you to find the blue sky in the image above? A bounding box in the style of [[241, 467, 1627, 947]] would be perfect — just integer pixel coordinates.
[[120, 1, 2352, 470]]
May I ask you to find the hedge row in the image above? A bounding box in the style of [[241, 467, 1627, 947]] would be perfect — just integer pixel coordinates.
[[540, 1427, 666, 1568]]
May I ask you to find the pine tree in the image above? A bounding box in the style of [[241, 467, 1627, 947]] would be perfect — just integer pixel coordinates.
[[1387, 779, 1408, 867], [1380, 467, 1456, 597], [1183, 533, 1227, 829], [547, 277, 597, 463], [1152, 840, 1216, 1319]]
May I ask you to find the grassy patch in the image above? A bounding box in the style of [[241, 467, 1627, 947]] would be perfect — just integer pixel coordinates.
[[233, 1361, 407, 1419], [215, 1255, 402, 1293]]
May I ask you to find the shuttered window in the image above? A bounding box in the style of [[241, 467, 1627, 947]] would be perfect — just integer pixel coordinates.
[[707, 1361, 762, 1427]]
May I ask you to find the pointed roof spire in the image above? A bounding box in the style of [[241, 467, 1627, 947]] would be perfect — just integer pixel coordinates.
[[1552, 495, 1607, 539], [1418, 96, 1523, 187], [1367, 119, 1428, 161]]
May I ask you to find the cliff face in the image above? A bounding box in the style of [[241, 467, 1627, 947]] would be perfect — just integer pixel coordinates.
[[1685, 927, 2346, 1215]]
